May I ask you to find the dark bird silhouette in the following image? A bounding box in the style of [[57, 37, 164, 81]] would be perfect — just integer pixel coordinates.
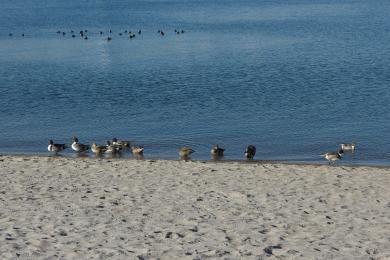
[[245, 145, 256, 160]]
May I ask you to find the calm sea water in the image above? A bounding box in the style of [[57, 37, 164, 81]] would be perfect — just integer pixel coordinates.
[[1, 0, 390, 164]]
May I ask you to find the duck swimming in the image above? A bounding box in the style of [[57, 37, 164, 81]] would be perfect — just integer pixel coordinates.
[[340, 143, 356, 152]]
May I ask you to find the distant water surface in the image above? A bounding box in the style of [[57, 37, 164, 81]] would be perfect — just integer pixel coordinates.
[[1, 0, 390, 164]]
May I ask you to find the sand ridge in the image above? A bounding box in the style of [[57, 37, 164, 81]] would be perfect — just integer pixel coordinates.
[[0, 156, 389, 259]]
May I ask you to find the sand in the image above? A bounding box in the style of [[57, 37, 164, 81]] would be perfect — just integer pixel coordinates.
[[0, 155, 389, 259]]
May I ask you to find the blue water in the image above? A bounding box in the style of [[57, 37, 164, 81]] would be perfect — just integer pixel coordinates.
[[1, 0, 390, 164]]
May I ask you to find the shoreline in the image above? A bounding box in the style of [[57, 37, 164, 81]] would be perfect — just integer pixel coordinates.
[[1, 153, 390, 169], [1, 155, 389, 259]]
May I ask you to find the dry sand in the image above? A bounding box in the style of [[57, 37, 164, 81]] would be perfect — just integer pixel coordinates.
[[0, 155, 389, 259]]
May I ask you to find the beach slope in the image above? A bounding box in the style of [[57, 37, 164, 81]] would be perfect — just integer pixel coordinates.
[[0, 156, 389, 259]]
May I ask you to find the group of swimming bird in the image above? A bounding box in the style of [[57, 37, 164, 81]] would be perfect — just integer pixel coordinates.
[[47, 138, 257, 160], [8, 29, 186, 40], [48, 138, 355, 163], [55, 29, 143, 41]]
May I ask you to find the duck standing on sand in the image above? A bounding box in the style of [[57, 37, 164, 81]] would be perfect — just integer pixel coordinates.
[[323, 149, 344, 164], [340, 143, 356, 152], [91, 143, 107, 154], [210, 144, 225, 158], [48, 140, 66, 153], [179, 147, 195, 159], [245, 145, 256, 160], [71, 137, 89, 153]]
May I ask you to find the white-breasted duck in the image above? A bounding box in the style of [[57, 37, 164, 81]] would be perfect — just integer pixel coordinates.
[[323, 149, 344, 163], [210, 144, 225, 157], [245, 145, 256, 160], [48, 140, 66, 153], [71, 137, 89, 153]]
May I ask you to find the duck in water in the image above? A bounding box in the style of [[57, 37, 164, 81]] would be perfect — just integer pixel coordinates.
[[340, 143, 356, 153], [179, 147, 194, 160], [112, 138, 131, 150], [71, 137, 89, 153], [48, 140, 66, 154], [323, 149, 344, 164], [210, 144, 225, 159], [131, 145, 144, 155], [91, 143, 107, 154], [245, 145, 256, 160]]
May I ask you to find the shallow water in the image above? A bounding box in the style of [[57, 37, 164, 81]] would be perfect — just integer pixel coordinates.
[[1, 0, 390, 164]]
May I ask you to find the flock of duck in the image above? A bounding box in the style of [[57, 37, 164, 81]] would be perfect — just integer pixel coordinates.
[[48, 138, 356, 163], [7, 28, 186, 41], [48, 138, 251, 160]]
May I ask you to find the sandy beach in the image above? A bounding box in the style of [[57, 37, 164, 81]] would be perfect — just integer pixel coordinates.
[[0, 155, 389, 259]]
